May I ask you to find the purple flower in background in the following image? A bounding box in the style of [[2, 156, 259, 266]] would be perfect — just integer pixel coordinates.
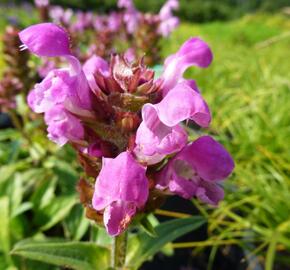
[[134, 82, 211, 164], [124, 10, 139, 34], [160, 0, 179, 17], [37, 58, 57, 78], [49, 6, 64, 22], [118, 0, 135, 10], [161, 37, 213, 95], [93, 13, 121, 32], [124, 47, 136, 62], [158, 0, 180, 37], [92, 151, 149, 236], [158, 17, 179, 37], [118, 0, 140, 33], [71, 11, 95, 32], [49, 6, 73, 25], [93, 16, 106, 31], [156, 136, 235, 205], [34, 0, 49, 7], [63, 9, 73, 25], [108, 12, 122, 32]]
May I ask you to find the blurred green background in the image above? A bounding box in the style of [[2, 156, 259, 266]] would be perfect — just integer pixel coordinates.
[[0, 0, 289, 269], [1, 0, 290, 21]]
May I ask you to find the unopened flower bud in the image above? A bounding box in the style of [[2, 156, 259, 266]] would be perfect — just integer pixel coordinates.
[[116, 111, 141, 132]]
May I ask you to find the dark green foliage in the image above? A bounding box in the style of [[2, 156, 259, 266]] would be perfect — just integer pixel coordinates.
[[9, 0, 290, 22]]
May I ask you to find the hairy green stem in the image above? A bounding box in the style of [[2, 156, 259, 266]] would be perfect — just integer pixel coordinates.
[[8, 110, 23, 131], [8, 110, 34, 145], [8, 110, 44, 158], [111, 231, 128, 270]]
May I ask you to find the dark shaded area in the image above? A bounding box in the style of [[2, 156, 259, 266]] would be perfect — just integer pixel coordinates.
[[141, 196, 248, 270], [3, 0, 290, 22], [0, 113, 13, 128]]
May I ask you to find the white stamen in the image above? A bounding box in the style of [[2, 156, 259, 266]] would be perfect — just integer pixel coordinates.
[[19, 44, 28, 51]]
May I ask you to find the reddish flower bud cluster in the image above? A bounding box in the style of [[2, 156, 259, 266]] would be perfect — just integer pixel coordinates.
[[0, 26, 34, 112]]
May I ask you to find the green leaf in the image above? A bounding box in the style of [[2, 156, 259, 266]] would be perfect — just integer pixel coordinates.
[[11, 239, 110, 270], [11, 202, 33, 218], [94, 227, 113, 247], [48, 158, 78, 195], [18, 168, 48, 186], [34, 195, 78, 231], [126, 216, 205, 269], [0, 254, 8, 269], [0, 128, 20, 141], [0, 197, 10, 254], [265, 231, 279, 270], [29, 142, 47, 161], [63, 204, 90, 241], [0, 161, 29, 186], [140, 215, 157, 237], [30, 176, 57, 211], [7, 140, 21, 163], [9, 175, 24, 216]]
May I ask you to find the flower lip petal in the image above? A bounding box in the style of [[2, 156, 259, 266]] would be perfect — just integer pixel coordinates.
[[103, 201, 136, 236], [135, 102, 188, 164], [183, 136, 235, 182], [92, 151, 149, 236], [143, 83, 211, 128], [176, 37, 213, 68], [161, 37, 213, 95], [19, 23, 71, 57], [44, 105, 84, 146], [156, 136, 233, 204], [196, 181, 225, 206], [92, 151, 149, 211]]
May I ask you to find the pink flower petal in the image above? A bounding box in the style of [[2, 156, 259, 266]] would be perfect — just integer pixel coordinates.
[[103, 201, 136, 236], [92, 152, 149, 235], [19, 23, 71, 57], [161, 37, 213, 95]]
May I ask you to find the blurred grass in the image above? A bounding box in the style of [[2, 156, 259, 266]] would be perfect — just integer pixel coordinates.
[[161, 13, 290, 267]]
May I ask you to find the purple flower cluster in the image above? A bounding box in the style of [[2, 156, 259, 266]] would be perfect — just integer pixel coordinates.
[[158, 0, 180, 37], [20, 23, 234, 236], [118, 0, 179, 37], [49, 6, 73, 27], [34, 0, 49, 8], [49, 5, 122, 35]]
